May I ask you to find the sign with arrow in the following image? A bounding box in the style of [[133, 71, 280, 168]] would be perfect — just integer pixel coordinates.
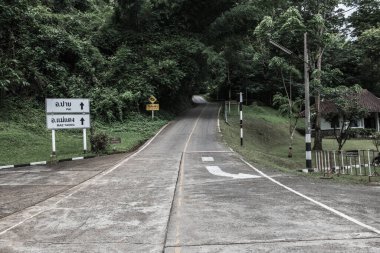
[[46, 98, 90, 114], [46, 114, 91, 129]]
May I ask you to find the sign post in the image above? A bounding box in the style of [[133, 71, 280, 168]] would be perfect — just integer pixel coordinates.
[[147, 96, 159, 120], [83, 129, 87, 153], [239, 92, 243, 146], [46, 98, 91, 156], [52, 129, 56, 156]]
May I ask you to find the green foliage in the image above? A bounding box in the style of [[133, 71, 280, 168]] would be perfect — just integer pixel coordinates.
[[273, 93, 303, 117], [346, 128, 375, 138], [1, 0, 380, 122], [372, 132, 380, 151], [90, 132, 109, 153]]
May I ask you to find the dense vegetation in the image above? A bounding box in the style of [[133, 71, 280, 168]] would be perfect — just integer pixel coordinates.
[[1, 0, 379, 121]]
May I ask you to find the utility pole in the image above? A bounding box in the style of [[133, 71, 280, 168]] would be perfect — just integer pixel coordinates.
[[269, 36, 312, 172], [304, 33, 312, 172]]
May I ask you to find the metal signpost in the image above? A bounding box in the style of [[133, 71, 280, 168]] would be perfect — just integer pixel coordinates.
[[146, 96, 159, 119], [46, 98, 91, 156]]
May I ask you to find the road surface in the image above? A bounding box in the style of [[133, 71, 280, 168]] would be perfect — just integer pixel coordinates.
[[0, 96, 379, 252]]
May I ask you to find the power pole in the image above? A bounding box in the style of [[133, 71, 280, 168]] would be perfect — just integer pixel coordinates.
[[304, 33, 312, 172], [269, 36, 313, 172]]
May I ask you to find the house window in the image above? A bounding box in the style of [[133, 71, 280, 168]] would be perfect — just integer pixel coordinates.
[[350, 120, 359, 127]]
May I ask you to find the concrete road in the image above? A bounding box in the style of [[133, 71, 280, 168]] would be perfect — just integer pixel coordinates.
[[0, 96, 379, 252]]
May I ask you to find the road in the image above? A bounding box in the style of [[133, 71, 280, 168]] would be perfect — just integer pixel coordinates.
[[0, 96, 379, 252]]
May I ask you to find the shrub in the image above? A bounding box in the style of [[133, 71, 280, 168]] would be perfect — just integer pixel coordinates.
[[346, 128, 375, 138], [373, 132, 380, 151], [90, 132, 109, 153]]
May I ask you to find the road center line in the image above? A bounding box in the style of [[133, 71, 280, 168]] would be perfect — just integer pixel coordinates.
[[172, 105, 208, 253], [217, 105, 221, 133], [241, 158, 380, 235]]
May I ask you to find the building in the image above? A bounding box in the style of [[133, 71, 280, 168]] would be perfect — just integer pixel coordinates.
[[315, 89, 380, 136]]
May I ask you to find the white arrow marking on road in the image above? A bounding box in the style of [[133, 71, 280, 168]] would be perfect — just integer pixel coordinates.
[[206, 166, 261, 179]]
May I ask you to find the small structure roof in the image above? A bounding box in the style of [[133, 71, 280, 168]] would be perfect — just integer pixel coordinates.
[[301, 89, 380, 116]]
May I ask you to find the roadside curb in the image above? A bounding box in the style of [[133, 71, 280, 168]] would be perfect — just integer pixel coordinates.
[[0, 155, 97, 170], [0, 123, 171, 171]]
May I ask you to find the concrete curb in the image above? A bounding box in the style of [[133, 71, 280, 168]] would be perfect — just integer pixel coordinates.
[[0, 155, 98, 170], [0, 123, 170, 171]]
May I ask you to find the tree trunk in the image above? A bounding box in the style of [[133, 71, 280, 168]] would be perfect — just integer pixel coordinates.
[[0, 89, 4, 106], [313, 45, 323, 150], [288, 133, 293, 157], [313, 92, 323, 150]]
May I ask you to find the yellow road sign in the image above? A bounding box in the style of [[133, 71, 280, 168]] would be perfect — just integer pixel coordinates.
[[148, 95, 157, 104], [146, 104, 159, 111]]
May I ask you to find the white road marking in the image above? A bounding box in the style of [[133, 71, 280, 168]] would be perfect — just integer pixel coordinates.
[[217, 105, 221, 133], [186, 151, 233, 153], [206, 166, 261, 179], [202, 157, 214, 162], [241, 158, 380, 235]]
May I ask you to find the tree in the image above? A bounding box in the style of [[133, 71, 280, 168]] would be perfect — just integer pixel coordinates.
[[273, 93, 303, 157], [347, 0, 380, 37], [271, 56, 303, 157], [323, 85, 368, 150]]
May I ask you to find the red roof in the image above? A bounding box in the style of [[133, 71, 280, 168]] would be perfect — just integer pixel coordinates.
[[320, 89, 380, 115], [301, 89, 380, 116]]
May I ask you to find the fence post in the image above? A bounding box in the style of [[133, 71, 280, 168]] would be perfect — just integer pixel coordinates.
[[327, 151, 331, 173], [315, 151, 319, 171], [358, 151, 362, 175], [333, 151, 337, 174], [349, 157, 353, 175], [368, 149, 372, 176], [341, 151, 345, 174], [319, 151, 323, 172]]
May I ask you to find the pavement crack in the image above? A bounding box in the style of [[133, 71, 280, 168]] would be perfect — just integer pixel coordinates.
[[165, 235, 380, 248]]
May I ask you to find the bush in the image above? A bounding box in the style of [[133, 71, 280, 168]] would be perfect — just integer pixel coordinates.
[[346, 128, 375, 138], [373, 132, 380, 151], [90, 132, 109, 153]]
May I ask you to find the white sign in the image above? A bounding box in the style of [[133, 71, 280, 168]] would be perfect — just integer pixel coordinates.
[[46, 98, 90, 114], [47, 114, 91, 129]]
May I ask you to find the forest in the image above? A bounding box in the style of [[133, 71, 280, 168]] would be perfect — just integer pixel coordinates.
[[1, 0, 379, 122]]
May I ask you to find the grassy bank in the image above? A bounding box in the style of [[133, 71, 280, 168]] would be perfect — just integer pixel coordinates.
[[0, 100, 172, 165], [220, 104, 378, 184]]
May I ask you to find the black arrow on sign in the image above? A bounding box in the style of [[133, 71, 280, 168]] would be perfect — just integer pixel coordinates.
[[80, 102, 84, 110], [80, 118, 85, 125]]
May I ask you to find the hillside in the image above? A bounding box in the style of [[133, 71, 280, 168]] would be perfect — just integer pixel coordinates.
[[221, 105, 375, 172]]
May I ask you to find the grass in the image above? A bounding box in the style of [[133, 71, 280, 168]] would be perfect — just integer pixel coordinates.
[[221, 104, 379, 184], [0, 100, 171, 165]]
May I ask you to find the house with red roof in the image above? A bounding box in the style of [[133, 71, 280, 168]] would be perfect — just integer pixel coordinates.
[[315, 89, 380, 136]]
